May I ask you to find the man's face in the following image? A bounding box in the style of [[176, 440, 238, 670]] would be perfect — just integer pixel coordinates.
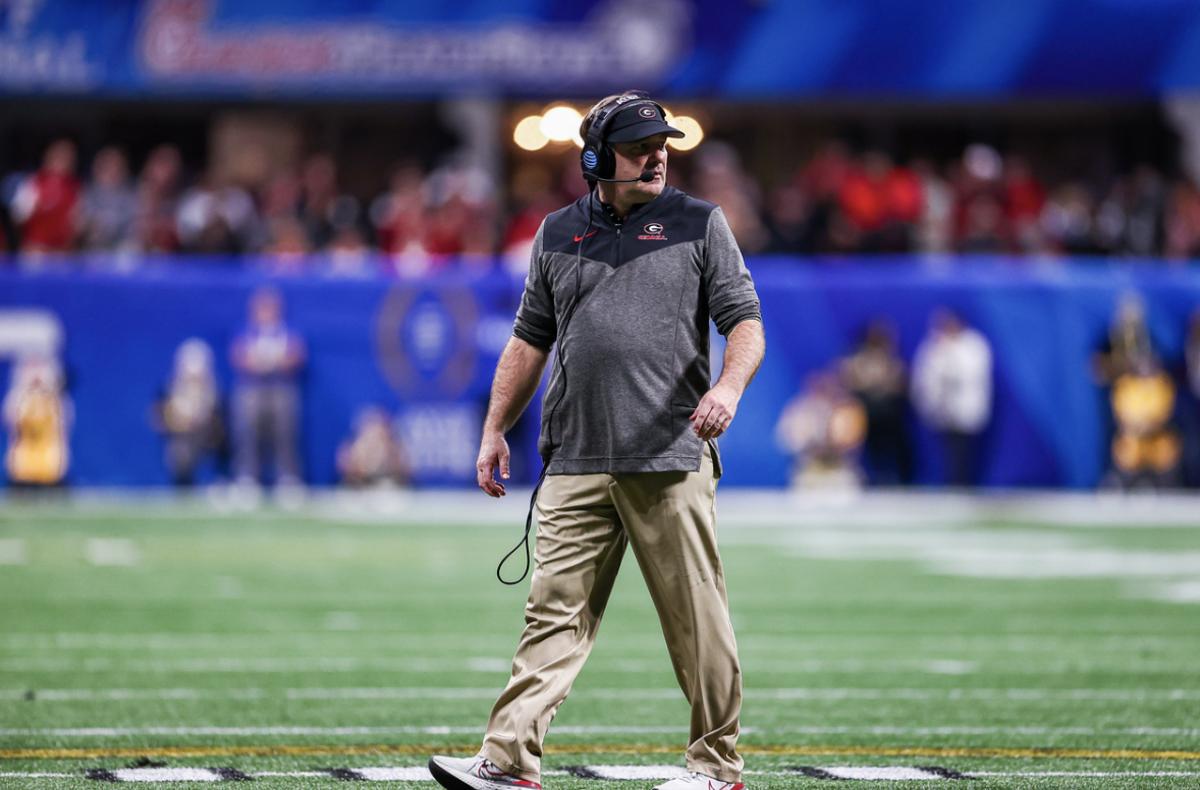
[[610, 133, 669, 201]]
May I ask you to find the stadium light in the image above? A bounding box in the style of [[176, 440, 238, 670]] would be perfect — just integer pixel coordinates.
[[667, 115, 704, 151], [540, 105, 583, 144], [514, 115, 549, 151]]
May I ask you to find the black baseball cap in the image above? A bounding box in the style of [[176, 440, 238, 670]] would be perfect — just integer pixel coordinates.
[[605, 102, 685, 143]]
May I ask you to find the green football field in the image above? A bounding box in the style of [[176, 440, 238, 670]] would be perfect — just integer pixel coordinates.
[[1, 493, 1199, 788]]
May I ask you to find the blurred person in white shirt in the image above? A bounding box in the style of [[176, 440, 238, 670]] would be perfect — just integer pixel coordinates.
[[911, 309, 992, 487]]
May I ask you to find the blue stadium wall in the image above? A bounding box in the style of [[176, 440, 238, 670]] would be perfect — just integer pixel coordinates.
[[1, 258, 1199, 489]]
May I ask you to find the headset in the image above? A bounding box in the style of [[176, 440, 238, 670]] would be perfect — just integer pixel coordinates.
[[580, 90, 668, 185]]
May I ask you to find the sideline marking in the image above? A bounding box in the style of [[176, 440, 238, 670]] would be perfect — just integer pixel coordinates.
[[4, 744, 1200, 762], [8, 685, 1198, 703]]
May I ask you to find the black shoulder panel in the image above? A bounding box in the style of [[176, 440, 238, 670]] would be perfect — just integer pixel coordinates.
[[538, 187, 716, 262]]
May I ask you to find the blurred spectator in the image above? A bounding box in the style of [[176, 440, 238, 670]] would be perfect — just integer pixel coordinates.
[[422, 161, 498, 261], [911, 309, 993, 487], [134, 144, 184, 253], [1108, 355, 1180, 489], [10, 139, 80, 256], [692, 141, 768, 253], [263, 216, 313, 271], [775, 370, 867, 490], [1187, 310, 1200, 402], [840, 320, 913, 485], [913, 158, 954, 254], [837, 150, 922, 252], [152, 339, 225, 487], [298, 154, 349, 250], [1183, 310, 1200, 487], [1165, 179, 1200, 260], [3, 355, 71, 489], [371, 162, 427, 259], [230, 288, 306, 490], [1001, 154, 1046, 253], [952, 143, 1005, 253], [1041, 182, 1098, 254], [795, 139, 852, 253], [176, 173, 259, 254], [502, 162, 566, 273], [958, 193, 1008, 253], [326, 226, 374, 277], [763, 182, 811, 254], [1093, 292, 1156, 386], [79, 146, 137, 253], [337, 407, 410, 488], [1095, 165, 1165, 257]]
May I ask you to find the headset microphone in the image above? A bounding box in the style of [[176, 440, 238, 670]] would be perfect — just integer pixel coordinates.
[[592, 172, 657, 183]]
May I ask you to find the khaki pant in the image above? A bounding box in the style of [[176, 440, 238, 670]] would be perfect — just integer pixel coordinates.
[[479, 445, 743, 783]]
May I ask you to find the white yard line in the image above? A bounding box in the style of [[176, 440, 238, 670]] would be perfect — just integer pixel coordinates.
[[0, 538, 27, 565], [84, 538, 140, 567], [6, 685, 1198, 703], [11, 489, 1200, 527]]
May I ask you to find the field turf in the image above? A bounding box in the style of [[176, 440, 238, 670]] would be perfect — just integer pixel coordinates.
[[1, 494, 1198, 788]]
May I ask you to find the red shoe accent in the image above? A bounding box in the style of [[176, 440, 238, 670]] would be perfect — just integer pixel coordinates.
[[475, 760, 542, 789]]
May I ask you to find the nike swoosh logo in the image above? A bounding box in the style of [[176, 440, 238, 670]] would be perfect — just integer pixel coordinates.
[[573, 231, 598, 242]]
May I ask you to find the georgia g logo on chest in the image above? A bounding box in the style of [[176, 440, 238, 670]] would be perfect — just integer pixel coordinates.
[[638, 222, 668, 241]]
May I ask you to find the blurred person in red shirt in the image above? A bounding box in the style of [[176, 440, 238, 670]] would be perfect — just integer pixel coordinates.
[[951, 143, 1008, 252], [11, 139, 80, 255], [1001, 154, 1046, 252], [134, 144, 184, 253], [502, 163, 566, 273], [371, 162, 426, 257], [837, 150, 922, 252]]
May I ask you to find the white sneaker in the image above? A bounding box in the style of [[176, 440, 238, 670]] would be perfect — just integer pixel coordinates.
[[428, 755, 542, 790], [653, 772, 745, 790]]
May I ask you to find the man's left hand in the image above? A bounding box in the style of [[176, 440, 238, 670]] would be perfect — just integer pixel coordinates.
[[690, 383, 740, 440]]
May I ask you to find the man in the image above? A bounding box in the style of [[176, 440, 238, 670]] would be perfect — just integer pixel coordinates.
[[430, 91, 765, 790], [910, 309, 992, 487], [229, 287, 306, 494]]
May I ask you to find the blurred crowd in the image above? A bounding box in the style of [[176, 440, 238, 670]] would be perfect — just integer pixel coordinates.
[[774, 298, 1200, 491], [4, 287, 411, 496], [3, 134, 1200, 271]]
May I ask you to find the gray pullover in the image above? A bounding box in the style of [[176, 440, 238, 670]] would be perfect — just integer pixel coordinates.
[[513, 186, 761, 474]]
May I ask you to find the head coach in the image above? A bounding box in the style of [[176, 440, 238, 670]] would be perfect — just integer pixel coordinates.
[[430, 91, 765, 790]]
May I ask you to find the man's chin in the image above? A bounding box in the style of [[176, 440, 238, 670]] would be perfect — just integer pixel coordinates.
[[631, 179, 665, 199]]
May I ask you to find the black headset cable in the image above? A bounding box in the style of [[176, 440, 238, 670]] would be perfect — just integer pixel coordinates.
[[497, 191, 596, 585]]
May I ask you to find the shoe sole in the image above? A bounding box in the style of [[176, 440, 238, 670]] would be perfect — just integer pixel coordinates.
[[428, 757, 479, 790]]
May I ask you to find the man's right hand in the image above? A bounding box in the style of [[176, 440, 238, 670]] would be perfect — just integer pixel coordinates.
[[476, 430, 510, 497]]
